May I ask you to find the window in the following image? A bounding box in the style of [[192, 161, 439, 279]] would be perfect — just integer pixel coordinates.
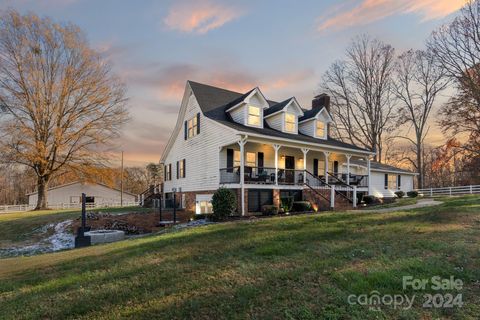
[[234, 150, 241, 167], [285, 113, 296, 132], [385, 174, 397, 190], [316, 120, 325, 138], [165, 164, 171, 181], [247, 105, 261, 126], [196, 194, 213, 214], [246, 152, 256, 167], [199, 201, 213, 214], [178, 159, 185, 178], [185, 114, 200, 139]]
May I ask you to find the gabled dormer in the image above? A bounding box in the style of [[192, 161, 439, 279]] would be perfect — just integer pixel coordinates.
[[298, 94, 333, 140], [264, 97, 304, 134], [225, 87, 269, 128]]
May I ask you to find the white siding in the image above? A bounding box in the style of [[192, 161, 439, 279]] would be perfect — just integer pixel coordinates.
[[229, 106, 245, 124], [369, 171, 415, 197], [28, 182, 135, 206], [163, 93, 238, 193], [265, 113, 283, 131], [299, 119, 315, 137]]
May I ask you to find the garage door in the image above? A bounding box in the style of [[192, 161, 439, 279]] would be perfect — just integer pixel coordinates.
[[248, 189, 273, 213]]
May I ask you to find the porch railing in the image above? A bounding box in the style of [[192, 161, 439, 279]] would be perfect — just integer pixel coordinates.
[[219, 167, 306, 186], [327, 172, 368, 188]]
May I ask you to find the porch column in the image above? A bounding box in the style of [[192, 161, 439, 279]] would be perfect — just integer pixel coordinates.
[[238, 137, 248, 216], [346, 154, 352, 185], [273, 144, 281, 186], [323, 151, 331, 184], [367, 157, 371, 195], [301, 148, 309, 184]]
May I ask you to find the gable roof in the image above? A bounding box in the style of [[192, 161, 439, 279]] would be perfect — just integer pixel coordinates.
[[349, 160, 417, 175], [188, 81, 372, 154], [27, 181, 137, 196]]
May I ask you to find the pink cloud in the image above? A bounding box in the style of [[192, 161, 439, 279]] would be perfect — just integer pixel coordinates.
[[164, 0, 244, 34], [317, 0, 465, 32]]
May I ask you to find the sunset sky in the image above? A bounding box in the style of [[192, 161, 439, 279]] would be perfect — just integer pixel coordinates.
[[0, 0, 466, 166]]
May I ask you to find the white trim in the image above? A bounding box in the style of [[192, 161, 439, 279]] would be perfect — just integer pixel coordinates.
[[160, 82, 194, 162], [345, 163, 418, 175], [231, 131, 374, 155]]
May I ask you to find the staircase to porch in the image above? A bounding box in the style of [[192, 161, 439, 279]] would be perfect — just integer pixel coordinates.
[[303, 171, 356, 210]]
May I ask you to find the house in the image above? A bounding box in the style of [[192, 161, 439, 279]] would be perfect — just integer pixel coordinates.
[[27, 181, 137, 207], [341, 160, 416, 198], [160, 81, 416, 215]]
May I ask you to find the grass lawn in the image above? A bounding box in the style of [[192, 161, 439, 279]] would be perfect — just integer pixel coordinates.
[[0, 206, 150, 248], [363, 197, 418, 210], [0, 196, 479, 319]]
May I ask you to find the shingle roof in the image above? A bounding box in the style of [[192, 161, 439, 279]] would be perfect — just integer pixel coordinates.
[[188, 80, 372, 153], [350, 159, 416, 174], [299, 107, 322, 121], [264, 98, 293, 116]]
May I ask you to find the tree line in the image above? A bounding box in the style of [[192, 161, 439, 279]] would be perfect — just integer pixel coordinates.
[[322, 0, 480, 188]]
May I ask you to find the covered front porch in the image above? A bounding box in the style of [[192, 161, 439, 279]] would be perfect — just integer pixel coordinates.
[[218, 137, 370, 190]]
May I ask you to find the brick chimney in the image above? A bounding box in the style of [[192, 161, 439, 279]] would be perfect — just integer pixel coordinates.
[[312, 93, 330, 112]]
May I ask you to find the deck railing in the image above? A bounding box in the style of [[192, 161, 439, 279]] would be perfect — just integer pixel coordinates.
[[220, 167, 305, 186], [220, 167, 366, 188]]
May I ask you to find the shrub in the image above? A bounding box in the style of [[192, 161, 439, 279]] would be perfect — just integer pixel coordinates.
[[394, 191, 405, 198], [280, 196, 294, 213], [363, 195, 378, 205], [262, 205, 278, 216], [292, 201, 312, 212], [211, 188, 237, 221], [407, 191, 418, 198]]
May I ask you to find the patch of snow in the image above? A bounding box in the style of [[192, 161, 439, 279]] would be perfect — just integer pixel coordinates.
[[0, 220, 74, 258]]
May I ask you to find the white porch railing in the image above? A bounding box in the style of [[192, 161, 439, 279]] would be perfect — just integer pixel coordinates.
[[415, 185, 480, 197], [0, 201, 139, 214]]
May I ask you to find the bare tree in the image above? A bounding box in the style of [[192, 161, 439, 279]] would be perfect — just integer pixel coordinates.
[[146, 162, 163, 185], [427, 0, 480, 156], [321, 35, 397, 162], [0, 11, 128, 210], [393, 50, 449, 188]]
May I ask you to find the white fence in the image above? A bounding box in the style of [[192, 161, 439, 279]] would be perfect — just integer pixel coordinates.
[[0, 201, 139, 214], [415, 185, 480, 197]]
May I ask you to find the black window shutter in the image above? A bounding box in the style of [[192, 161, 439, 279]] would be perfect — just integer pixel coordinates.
[[164, 164, 168, 181], [169, 164, 172, 180], [184, 121, 187, 140], [313, 159, 318, 176], [398, 175, 401, 188], [384, 174, 388, 189], [258, 152, 264, 168], [197, 113, 200, 134], [183, 159, 186, 178], [227, 148, 233, 172], [176, 161, 179, 179]]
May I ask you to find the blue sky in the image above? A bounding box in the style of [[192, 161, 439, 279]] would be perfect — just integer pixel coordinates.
[[0, 0, 465, 166]]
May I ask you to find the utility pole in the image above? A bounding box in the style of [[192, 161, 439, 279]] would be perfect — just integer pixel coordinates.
[[120, 151, 124, 206]]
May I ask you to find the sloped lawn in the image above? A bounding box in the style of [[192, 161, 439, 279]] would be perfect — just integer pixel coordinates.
[[0, 206, 150, 248], [0, 196, 479, 319]]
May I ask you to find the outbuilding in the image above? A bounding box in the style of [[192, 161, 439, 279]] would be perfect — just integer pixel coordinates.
[[27, 181, 137, 207]]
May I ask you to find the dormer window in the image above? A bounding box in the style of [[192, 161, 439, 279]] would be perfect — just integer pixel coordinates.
[[285, 113, 296, 132], [316, 120, 326, 138], [247, 106, 261, 126]]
